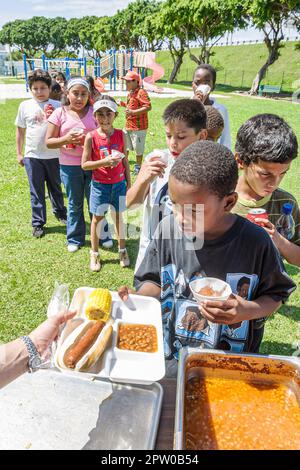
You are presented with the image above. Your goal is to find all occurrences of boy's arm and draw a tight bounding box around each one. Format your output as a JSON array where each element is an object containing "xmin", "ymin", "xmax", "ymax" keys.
[
  {"xmin": 274, "ymin": 235, "xmax": 300, "ymax": 267},
  {"xmin": 16, "ymin": 127, "xmax": 26, "ymax": 166},
  {"xmin": 200, "ymin": 295, "xmax": 281, "ymax": 325},
  {"xmin": 126, "ymin": 105, "xmax": 151, "ymax": 117},
  {"xmin": 118, "ymin": 282, "xmax": 161, "ymax": 301}
]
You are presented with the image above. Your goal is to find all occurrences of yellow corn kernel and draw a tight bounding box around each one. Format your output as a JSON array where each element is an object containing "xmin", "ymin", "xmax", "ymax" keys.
[{"xmin": 85, "ymin": 288, "xmax": 112, "ymax": 322}]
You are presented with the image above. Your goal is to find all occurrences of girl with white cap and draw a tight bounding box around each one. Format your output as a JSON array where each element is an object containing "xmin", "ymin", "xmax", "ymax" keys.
[{"xmin": 46, "ymin": 77, "xmax": 111, "ymax": 252}]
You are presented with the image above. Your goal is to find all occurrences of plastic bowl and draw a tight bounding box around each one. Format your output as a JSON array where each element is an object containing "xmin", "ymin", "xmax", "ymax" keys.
[{"xmin": 189, "ymin": 277, "xmax": 232, "ymax": 303}]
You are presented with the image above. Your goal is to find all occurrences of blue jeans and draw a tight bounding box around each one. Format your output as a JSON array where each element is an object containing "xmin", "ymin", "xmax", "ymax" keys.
[{"xmin": 60, "ymin": 165, "xmax": 91, "ymax": 246}]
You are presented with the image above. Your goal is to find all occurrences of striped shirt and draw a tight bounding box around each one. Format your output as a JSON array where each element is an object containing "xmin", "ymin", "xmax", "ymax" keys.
[
  {"xmin": 233, "ymin": 188, "xmax": 300, "ymax": 246},
  {"xmin": 125, "ymin": 87, "xmax": 151, "ymax": 131}
]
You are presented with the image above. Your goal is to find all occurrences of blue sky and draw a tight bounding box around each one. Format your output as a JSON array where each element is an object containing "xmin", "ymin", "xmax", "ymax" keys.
[{"xmin": 0, "ymin": 0, "xmax": 134, "ymax": 26}]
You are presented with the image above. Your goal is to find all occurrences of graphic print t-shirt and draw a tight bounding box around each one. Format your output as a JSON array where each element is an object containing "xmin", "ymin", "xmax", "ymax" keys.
[
  {"xmin": 134, "ymin": 215, "xmax": 296, "ymax": 359},
  {"xmin": 15, "ymin": 98, "xmax": 61, "ymax": 159}
]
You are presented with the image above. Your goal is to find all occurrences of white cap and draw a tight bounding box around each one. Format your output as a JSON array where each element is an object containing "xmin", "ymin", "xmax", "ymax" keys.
[{"xmin": 93, "ymin": 99, "xmax": 118, "ymax": 114}]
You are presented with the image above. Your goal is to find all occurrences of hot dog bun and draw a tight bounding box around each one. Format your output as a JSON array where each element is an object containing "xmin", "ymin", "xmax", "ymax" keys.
[{"xmin": 56, "ymin": 319, "xmax": 113, "ymax": 372}]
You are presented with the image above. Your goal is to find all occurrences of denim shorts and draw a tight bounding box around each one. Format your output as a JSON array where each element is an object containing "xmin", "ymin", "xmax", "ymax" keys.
[{"xmin": 90, "ymin": 179, "xmax": 127, "ymax": 216}]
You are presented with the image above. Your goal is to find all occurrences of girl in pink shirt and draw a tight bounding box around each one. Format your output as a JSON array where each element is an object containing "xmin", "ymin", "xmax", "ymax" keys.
[
  {"xmin": 46, "ymin": 77, "xmax": 102, "ymax": 252},
  {"xmin": 82, "ymin": 95, "xmax": 131, "ymax": 272}
]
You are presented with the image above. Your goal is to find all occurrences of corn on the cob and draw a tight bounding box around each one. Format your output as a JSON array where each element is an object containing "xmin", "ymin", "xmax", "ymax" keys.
[{"xmin": 85, "ymin": 288, "xmax": 112, "ymax": 322}]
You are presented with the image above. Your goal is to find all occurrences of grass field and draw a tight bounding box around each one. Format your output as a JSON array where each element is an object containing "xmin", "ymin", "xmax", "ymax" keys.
[
  {"xmin": 157, "ymin": 41, "xmax": 300, "ymax": 93},
  {"xmin": 0, "ymin": 93, "xmax": 300, "ymax": 357}
]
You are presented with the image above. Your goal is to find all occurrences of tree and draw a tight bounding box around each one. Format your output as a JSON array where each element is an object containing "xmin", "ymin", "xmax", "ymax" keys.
[
  {"xmin": 248, "ymin": 0, "xmax": 300, "ymax": 94},
  {"xmin": 151, "ymin": 0, "xmax": 190, "ymax": 83},
  {"xmin": 0, "ymin": 17, "xmax": 51, "ymax": 68},
  {"xmin": 47, "ymin": 17, "xmax": 68, "ymax": 57},
  {"xmin": 109, "ymin": 0, "xmax": 162, "ymax": 51},
  {"xmin": 174, "ymin": 0, "xmax": 246, "ymax": 65}
]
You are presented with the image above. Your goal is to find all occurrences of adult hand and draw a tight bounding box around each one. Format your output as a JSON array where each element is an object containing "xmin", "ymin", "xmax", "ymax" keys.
[
  {"xmin": 29, "ymin": 310, "xmax": 77, "ymax": 357},
  {"xmin": 199, "ymin": 295, "xmax": 248, "ymax": 325},
  {"xmin": 17, "ymin": 154, "xmax": 24, "ymax": 166},
  {"xmin": 118, "ymin": 286, "xmax": 136, "ymax": 301}
]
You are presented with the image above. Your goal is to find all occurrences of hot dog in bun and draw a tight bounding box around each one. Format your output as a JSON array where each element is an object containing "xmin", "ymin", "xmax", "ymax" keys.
[{"xmin": 57, "ymin": 319, "xmax": 113, "ymax": 372}]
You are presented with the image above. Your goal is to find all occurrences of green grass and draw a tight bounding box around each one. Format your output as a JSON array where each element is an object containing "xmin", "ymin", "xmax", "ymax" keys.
[
  {"xmin": 0, "ymin": 95, "xmax": 300, "ymax": 358},
  {"xmin": 156, "ymin": 42, "xmax": 300, "ymax": 93},
  {"xmin": 0, "ymin": 76, "xmax": 25, "ymax": 84}
]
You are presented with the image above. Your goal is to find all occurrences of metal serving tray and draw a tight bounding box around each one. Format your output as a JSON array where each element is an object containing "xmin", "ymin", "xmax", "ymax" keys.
[
  {"xmin": 0, "ymin": 369, "xmax": 163, "ymax": 450},
  {"xmin": 174, "ymin": 348, "xmax": 300, "ymax": 450}
]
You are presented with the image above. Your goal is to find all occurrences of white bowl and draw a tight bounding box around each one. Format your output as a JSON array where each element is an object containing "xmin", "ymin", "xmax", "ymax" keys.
[{"xmin": 189, "ymin": 277, "xmax": 232, "ymax": 303}]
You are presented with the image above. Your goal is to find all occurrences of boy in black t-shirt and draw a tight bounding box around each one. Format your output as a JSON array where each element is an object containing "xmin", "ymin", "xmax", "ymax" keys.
[{"xmin": 118, "ymin": 141, "xmax": 295, "ymax": 370}]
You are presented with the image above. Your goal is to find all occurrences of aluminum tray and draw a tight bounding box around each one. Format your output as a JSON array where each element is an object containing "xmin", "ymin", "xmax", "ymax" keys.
[
  {"xmin": 0, "ymin": 369, "xmax": 163, "ymax": 450},
  {"xmin": 174, "ymin": 348, "xmax": 300, "ymax": 450}
]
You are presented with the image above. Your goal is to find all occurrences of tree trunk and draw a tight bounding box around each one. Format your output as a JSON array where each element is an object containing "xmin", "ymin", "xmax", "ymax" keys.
[
  {"xmin": 250, "ymin": 32, "xmax": 283, "ymax": 95},
  {"xmin": 168, "ymin": 56, "xmax": 183, "ymax": 83}
]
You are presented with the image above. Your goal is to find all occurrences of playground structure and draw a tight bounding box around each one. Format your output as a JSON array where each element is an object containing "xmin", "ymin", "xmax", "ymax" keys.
[{"xmin": 23, "ymin": 49, "xmax": 165, "ymax": 93}]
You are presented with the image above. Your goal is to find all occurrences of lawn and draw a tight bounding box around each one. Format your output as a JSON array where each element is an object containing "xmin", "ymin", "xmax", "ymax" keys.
[
  {"xmin": 157, "ymin": 41, "xmax": 300, "ymax": 93},
  {"xmin": 0, "ymin": 94, "xmax": 300, "ymax": 357}
]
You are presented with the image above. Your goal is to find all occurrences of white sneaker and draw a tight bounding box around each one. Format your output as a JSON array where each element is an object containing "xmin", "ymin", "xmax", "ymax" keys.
[
  {"xmin": 67, "ymin": 244, "xmax": 80, "ymax": 253},
  {"xmin": 102, "ymin": 239, "xmax": 113, "ymax": 249}
]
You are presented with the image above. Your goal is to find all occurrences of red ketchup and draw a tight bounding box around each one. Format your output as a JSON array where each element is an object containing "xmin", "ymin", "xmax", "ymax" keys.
[{"xmin": 247, "ymin": 208, "xmax": 269, "ymax": 227}]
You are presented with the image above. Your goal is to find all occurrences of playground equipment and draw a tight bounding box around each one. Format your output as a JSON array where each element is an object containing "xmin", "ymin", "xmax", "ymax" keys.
[{"xmin": 23, "ymin": 49, "xmax": 165, "ymax": 93}]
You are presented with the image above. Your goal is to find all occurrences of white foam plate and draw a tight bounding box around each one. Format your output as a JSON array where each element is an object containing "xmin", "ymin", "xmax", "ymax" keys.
[{"xmin": 55, "ymin": 287, "xmax": 165, "ymax": 385}]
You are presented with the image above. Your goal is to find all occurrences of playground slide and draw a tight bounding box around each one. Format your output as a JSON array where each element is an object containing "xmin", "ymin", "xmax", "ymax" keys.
[{"xmin": 143, "ymin": 52, "xmax": 165, "ymax": 93}]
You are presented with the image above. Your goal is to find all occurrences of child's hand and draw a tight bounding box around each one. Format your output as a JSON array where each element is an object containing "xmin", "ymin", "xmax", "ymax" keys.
[
  {"xmin": 193, "ymin": 91, "xmax": 206, "ymax": 102},
  {"xmin": 105, "ymin": 155, "xmax": 122, "ymax": 168},
  {"xmin": 17, "ymin": 154, "xmax": 24, "ymax": 166},
  {"xmin": 255, "ymin": 218, "xmax": 283, "ymax": 250},
  {"xmin": 138, "ymin": 157, "xmax": 167, "ymax": 183},
  {"xmin": 118, "ymin": 285, "xmax": 136, "ymax": 301},
  {"xmin": 199, "ymin": 294, "xmax": 249, "ymax": 325},
  {"xmin": 126, "ymin": 109, "xmax": 135, "ymax": 117},
  {"xmin": 116, "ymin": 99, "xmax": 126, "ymax": 107},
  {"xmin": 65, "ymin": 130, "xmax": 84, "ymax": 145}
]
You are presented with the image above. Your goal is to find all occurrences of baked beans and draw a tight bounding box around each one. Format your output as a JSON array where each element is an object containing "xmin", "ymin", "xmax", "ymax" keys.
[
  {"xmin": 117, "ymin": 323, "xmax": 158, "ymax": 353},
  {"xmin": 185, "ymin": 375, "xmax": 300, "ymax": 450}
]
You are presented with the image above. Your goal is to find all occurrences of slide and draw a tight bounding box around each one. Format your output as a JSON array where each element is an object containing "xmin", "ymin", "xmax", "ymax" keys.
[{"xmin": 143, "ymin": 52, "xmax": 165, "ymax": 93}]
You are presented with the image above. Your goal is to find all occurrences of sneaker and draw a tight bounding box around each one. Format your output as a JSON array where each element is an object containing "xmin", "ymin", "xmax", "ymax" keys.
[
  {"xmin": 90, "ymin": 251, "xmax": 101, "ymax": 272},
  {"xmin": 32, "ymin": 227, "xmax": 44, "ymax": 238},
  {"xmin": 67, "ymin": 244, "xmax": 80, "ymax": 253},
  {"xmin": 133, "ymin": 164, "xmax": 141, "ymax": 175},
  {"xmin": 101, "ymin": 239, "xmax": 113, "ymax": 249},
  {"xmin": 119, "ymin": 249, "xmax": 130, "ymax": 268}
]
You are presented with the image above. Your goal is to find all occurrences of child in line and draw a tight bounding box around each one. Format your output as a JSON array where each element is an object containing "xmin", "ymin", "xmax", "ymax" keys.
[
  {"xmin": 126, "ymin": 99, "xmax": 207, "ymax": 272},
  {"xmin": 120, "ymin": 71, "xmax": 152, "ymax": 175},
  {"xmin": 46, "ymin": 76, "xmax": 97, "ymax": 252},
  {"xmin": 82, "ymin": 96, "xmax": 131, "ymax": 271},
  {"xmin": 55, "ymin": 72, "xmax": 66, "ymax": 91},
  {"xmin": 15, "ymin": 69, "xmax": 67, "ymax": 238},
  {"xmin": 234, "ymin": 114, "xmax": 300, "ymax": 267},
  {"xmin": 205, "ymin": 105, "xmax": 224, "ymax": 142},
  {"xmin": 50, "ymin": 80, "xmax": 62, "ymax": 101},
  {"xmin": 85, "ymin": 75, "xmax": 102, "ymax": 105},
  {"xmin": 119, "ymin": 141, "xmax": 296, "ymax": 376},
  {"xmin": 192, "ymin": 64, "xmax": 231, "ymax": 150}
]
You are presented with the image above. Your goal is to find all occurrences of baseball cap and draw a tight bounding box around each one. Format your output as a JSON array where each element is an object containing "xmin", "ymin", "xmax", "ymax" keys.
[
  {"xmin": 121, "ymin": 71, "xmax": 141, "ymax": 83},
  {"xmin": 93, "ymin": 99, "xmax": 118, "ymax": 114}
]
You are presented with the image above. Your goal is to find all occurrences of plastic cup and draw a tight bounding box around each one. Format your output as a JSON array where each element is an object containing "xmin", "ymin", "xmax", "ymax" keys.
[{"xmin": 189, "ymin": 277, "xmax": 232, "ymax": 303}]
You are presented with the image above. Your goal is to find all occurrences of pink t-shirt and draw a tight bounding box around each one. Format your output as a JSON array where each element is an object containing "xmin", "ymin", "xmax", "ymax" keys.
[{"xmin": 48, "ymin": 106, "xmax": 97, "ymax": 166}]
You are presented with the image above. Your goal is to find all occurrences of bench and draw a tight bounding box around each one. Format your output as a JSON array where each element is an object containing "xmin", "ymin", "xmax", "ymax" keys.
[{"xmin": 258, "ymin": 84, "xmax": 281, "ymax": 97}]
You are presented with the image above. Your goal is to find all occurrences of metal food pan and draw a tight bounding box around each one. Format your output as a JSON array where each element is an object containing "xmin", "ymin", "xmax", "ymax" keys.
[
  {"xmin": 0, "ymin": 369, "xmax": 163, "ymax": 450},
  {"xmin": 174, "ymin": 348, "xmax": 300, "ymax": 450}
]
